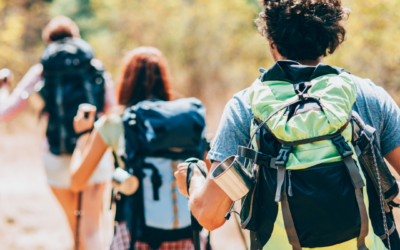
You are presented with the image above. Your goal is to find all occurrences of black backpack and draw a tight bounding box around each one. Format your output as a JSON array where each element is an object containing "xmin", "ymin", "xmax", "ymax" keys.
[
  {"xmin": 116, "ymin": 98, "xmax": 207, "ymax": 250},
  {"xmin": 235, "ymin": 64, "xmax": 400, "ymax": 250},
  {"xmin": 40, "ymin": 37, "xmax": 105, "ymax": 155}
]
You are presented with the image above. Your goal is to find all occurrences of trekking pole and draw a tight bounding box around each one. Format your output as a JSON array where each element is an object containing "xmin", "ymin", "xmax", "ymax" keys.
[
  {"xmin": 370, "ymin": 140, "xmax": 391, "ymax": 250},
  {"xmin": 233, "ymin": 211, "xmax": 248, "ymax": 250},
  {"xmin": 186, "ymin": 158, "xmax": 208, "ymax": 250},
  {"xmin": 75, "ymin": 191, "xmax": 83, "ymax": 250},
  {"xmin": 191, "ymin": 216, "xmax": 202, "ymax": 250}
]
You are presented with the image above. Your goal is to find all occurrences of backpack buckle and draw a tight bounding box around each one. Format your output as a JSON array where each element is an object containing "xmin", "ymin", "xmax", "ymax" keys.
[
  {"xmin": 355, "ymin": 125, "xmax": 376, "ymax": 151},
  {"xmin": 295, "ymin": 82, "xmax": 312, "ymax": 100},
  {"xmin": 254, "ymin": 151, "xmax": 270, "ymax": 167},
  {"xmin": 332, "ymin": 136, "xmax": 353, "ymax": 159},
  {"xmin": 275, "ymin": 145, "xmax": 292, "ymax": 167}
]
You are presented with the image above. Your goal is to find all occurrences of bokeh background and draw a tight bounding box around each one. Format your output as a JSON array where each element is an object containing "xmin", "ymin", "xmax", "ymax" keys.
[{"xmin": 1, "ymin": 0, "xmax": 400, "ymax": 249}]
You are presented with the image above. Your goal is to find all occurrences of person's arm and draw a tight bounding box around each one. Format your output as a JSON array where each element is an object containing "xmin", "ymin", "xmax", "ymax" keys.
[
  {"xmin": 175, "ymin": 160, "xmax": 232, "ymax": 231},
  {"xmin": 90, "ymin": 59, "xmax": 117, "ymax": 113},
  {"xmin": 70, "ymin": 129, "xmax": 108, "ymax": 192},
  {"xmin": 0, "ymin": 68, "xmax": 14, "ymax": 89},
  {"xmin": 176, "ymin": 90, "xmax": 252, "ymax": 230},
  {"xmin": 70, "ymin": 108, "xmax": 108, "ymax": 192},
  {"xmin": 0, "ymin": 64, "xmax": 43, "ymax": 121},
  {"xmin": 383, "ymin": 148, "xmax": 400, "ymax": 205},
  {"xmin": 102, "ymin": 71, "xmax": 117, "ymax": 112},
  {"xmin": 369, "ymin": 85, "xmax": 400, "ymax": 205}
]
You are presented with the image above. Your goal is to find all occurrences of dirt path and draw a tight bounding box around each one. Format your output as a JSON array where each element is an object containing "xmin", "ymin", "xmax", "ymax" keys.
[
  {"xmin": 0, "ymin": 117, "xmax": 73, "ymax": 250},
  {"xmin": 2, "ymin": 110, "xmax": 400, "ymax": 250}
]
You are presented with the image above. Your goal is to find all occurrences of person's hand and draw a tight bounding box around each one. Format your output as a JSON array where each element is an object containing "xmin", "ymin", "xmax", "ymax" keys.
[
  {"xmin": 175, "ymin": 160, "xmax": 208, "ymax": 198},
  {"xmin": 0, "ymin": 68, "xmax": 13, "ymax": 88},
  {"xmin": 73, "ymin": 105, "xmax": 97, "ymax": 134}
]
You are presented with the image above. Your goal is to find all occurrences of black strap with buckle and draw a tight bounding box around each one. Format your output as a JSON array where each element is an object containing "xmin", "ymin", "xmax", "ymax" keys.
[
  {"xmin": 274, "ymin": 145, "xmax": 292, "ymax": 202},
  {"xmin": 332, "ymin": 135, "xmax": 353, "ymax": 159},
  {"xmin": 237, "ymin": 146, "xmax": 270, "ymax": 167},
  {"xmin": 275, "ymin": 145, "xmax": 292, "ymax": 166},
  {"xmin": 355, "ymin": 125, "xmax": 376, "ymax": 153}
]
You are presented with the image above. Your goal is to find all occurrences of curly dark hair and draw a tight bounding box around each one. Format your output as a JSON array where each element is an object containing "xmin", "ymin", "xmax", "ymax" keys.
[{"xmin": 256, "ymin": 0, "xmax": 350, "ymax": 61}]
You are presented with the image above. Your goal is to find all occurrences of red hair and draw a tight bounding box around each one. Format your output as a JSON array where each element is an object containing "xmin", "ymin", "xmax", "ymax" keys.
[
  {"xmin": 42, "ymin": 16, "xmax": 80, "ymax": 44},
  {"xmin": 116, "ymin": 47, "xmax": 172, "ymax": 106}
]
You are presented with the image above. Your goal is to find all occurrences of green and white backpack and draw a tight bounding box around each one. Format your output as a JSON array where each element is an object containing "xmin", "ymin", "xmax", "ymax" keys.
[{"xmin": 236, "ymin": 61, "xmax": 398, "ymax": 250}]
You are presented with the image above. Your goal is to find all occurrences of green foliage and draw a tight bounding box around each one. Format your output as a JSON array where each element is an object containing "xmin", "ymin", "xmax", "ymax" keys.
[
  {"xmin": 0, "ymin": 0, "xmax": 48, "ymax": 87},
  {"xmin": 327, "ymin": 0, "xmax": 400, "ymax": 101},
  {"xmin": 2, "ymin": 0, "xmax": 400, "ymax": 119},
  {"xmin": 49, "ymin": 0, "xmax": 272, "ymax": 102}
]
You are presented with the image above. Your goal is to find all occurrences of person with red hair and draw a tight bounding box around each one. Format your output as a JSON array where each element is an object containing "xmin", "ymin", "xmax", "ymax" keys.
[
  {"xmin": 0, "ymin": 16, "xmax": 116, "ymax": 250},
  {"xmin": 71, "ymin": 46, "xmax": 210, "ymax": 250}
]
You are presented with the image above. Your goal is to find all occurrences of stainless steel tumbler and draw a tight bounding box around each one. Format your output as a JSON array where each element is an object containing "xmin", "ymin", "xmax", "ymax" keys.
[{"xmin": 210, "ymin": 155, "xmax": 254, "ymax": 201}]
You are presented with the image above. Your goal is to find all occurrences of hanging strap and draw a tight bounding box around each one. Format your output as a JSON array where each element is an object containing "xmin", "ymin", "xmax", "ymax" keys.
[
  {"xmin": 250, "ymin": 231, "xmax": 264, "ymax": 250},
  {"xmin": 379, "ymin": 223, "xmax": 396, "ymax": 240},
  {"xmin": 275, "ymin": 167, "xmax": 286, "ymax": 202},
  {"xmin": 142, "ymin": 163, "xmax": 162, "ymax": 200},
  {"xmin": 75, "ymin": 191, "xmax": 83, "ymax": 250},
  {"xmin": 332, "ymin": 135, "xmax": 369, "ymax": 250},
  {"xmin": 272, "ymin": 145, "xmax": 301, "ymax": 250},
  {"xmin": 281, "ymin": 186, "xmax": 302, "ymax": 250},
  {"xmin": 354, "ymin": 188, "xmax": 369, "ymax": 250}
]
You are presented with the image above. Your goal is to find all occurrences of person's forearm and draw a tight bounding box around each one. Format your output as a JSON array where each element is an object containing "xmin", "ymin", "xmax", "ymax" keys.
[
  {"xmin": 70, "ymin": 133, "xmax": 91, "ymax": 192},
  {"xmin": 70, "ymin": 129, "xmax": 109, "ymax": 192},
  {"xmin": 0, "ymin": 64, "xmax": 42, "ymax": 121},
  {"xmin": 188, "ymin": 162, "xmax": 233, "ymax": 231},
  {"xmin": 385, "ymin": 146, "xmax": 400, "ymax": 177}
]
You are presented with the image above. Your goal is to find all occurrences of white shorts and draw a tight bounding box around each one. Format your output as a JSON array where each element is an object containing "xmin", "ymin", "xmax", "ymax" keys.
[{"xmin": 43, "ymin": 150, "xmax": 114, "ymax": 188}]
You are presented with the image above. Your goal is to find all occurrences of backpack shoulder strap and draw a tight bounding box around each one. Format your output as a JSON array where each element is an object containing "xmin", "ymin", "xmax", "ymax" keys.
[{"xmin": 332, "ymin": 135, "xmax": 368, "ymax": 250}]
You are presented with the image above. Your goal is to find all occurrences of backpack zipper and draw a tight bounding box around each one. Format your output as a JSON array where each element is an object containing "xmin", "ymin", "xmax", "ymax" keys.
[{"xmin": 288, "ymin": 170, "xmax": 293, "ymax": 197}]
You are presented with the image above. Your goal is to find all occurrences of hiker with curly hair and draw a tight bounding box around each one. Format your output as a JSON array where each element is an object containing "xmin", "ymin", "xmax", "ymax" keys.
[{"xmin": 175, "ymin": 1, "xmax": 400, "ymax": 249}]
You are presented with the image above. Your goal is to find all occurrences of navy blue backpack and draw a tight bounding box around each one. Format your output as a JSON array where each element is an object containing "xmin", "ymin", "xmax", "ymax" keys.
[
  {"xmin": 117, "ymin": 97, "xmax": 207, "ymax": 249},
  {"xmin": 40, "ymin": 37, "xmax": 105, "ymax": 155}
]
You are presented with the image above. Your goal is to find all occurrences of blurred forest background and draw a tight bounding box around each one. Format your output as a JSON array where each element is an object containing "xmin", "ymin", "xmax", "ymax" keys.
[
  {"xmin": 1, "ymin": 0, "xmax": 400, "ymax": 131},
  {"xmin": 1, "ymin": 0, "xmax": 400, "ymax": 249}
]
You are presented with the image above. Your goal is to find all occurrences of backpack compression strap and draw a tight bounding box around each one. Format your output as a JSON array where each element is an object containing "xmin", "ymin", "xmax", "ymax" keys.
[
  {"xmin": 332, "ymin": 135, "xmax": 369, "ymax": 250},
  {"xmin": 239, "ymin": 144, "xmax": 302, "ymax": 250},
  {"xmin": 272, "ymin": 146, "xmax": 302, "ymax": 250}
]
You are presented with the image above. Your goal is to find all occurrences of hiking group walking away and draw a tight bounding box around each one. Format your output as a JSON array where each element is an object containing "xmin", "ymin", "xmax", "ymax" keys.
[{"xmin": 1, "ymin": 0, "xmax": 400, "ymax": 250}]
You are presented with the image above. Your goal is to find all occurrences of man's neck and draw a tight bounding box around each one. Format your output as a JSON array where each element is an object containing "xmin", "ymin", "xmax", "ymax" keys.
[{"xmin": 295, "ymin": 56, "xmax": 324, "ymax": 66}]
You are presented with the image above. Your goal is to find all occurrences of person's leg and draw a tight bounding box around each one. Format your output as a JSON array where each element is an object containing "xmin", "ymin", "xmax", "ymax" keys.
[
  {"xmin": 50, "ymin": 186, "xmax": 80, "ymax": 248},
  {"xmin": 80, "ymin": 182, "xmax": 106, "ymax": 250}
]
